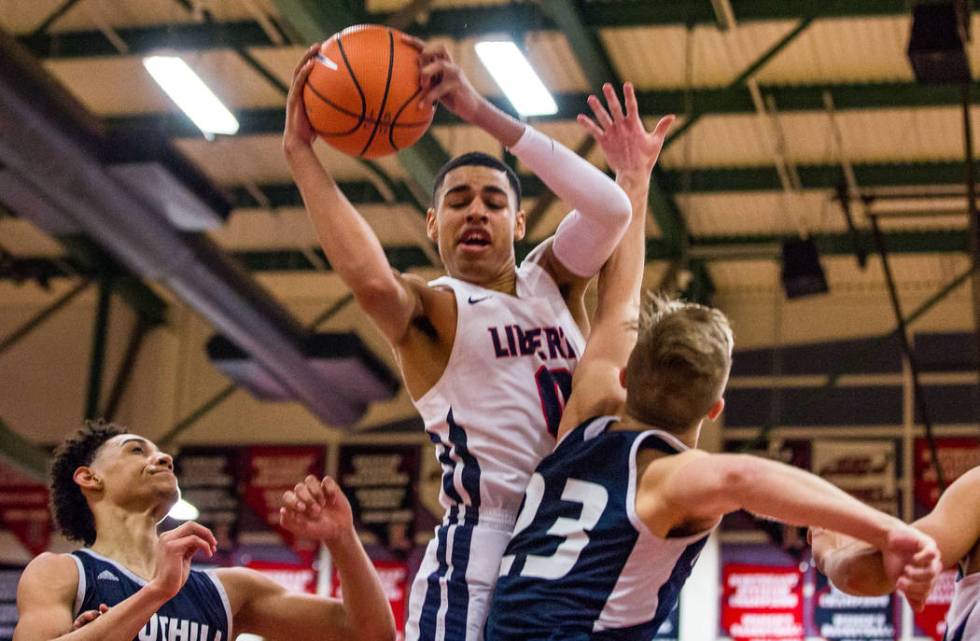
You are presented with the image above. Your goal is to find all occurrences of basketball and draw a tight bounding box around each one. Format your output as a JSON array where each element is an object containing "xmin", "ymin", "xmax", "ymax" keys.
[{"xmin": 303, "ymin": 24, "xmax": 434, "ymax": 158}]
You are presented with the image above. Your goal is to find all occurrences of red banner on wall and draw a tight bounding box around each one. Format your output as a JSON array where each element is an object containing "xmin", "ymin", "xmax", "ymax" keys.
[
  {"xmin": 242, "ymin": 445, "xmax": 326, "ymax": 560},
  {"xmin": 722, "ymin": 564, "xmax": 804, "ymax": 641},
  {"xmin": 0, "ymin": 464, "xmax": 50, "ymax": 556},
  {"xmin": 332, "ymin": 559, "xmax": 408, "ymax": 641},
  {"xmin": 913, "ymin": 569, "xmax": 958, "ymax": 641},
  {"xmin": 246, "ymin": 558, "xmax": 318, "ymax": 594},
  {"xmin": 914, "ymin": 438, "xmax": 980, "ymax": 512}
]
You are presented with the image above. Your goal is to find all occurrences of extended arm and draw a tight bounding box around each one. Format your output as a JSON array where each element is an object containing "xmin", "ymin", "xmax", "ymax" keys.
[
  {"xmin": 412, "ymin": 39, "xmax": 632, "ymax": 286},
  {"xmin": 283, "ymin": 45, "xmax": 422, "ymax": 344},
  {"xmin": 14, "ymin": 524, "xmax": 215, "ymax": 641},
  {"xmin": 557, "ymin": 84, "xmax": 674, "ymax": 436},
  {"xmin": 228, "ymin": 476, "xmax": 394, "ymax": 641},
  {"xmin": 814, "ymin": 466, "xmax": 980, "ymax": 601}
]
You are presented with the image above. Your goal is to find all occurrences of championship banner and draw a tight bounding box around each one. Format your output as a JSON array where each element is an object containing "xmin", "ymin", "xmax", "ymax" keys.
[
  {"xmin": 332, "ymin": 559, "xmax": 409, "ymax": 641},
  {"xmin": 0, "ymin": 566, "xmax": 22, "ymax": 641},
  {"xmin": 913, "ymin": 569, "xmax": 957, "ymax": 641},
  {"xmin": 246, "ymin": 559, "xmax": 318, "ymax": 594},
  {"xmin": 722, "ymin": 564, "xmax": 804, "ymax": 641},
  {"xmin": 174, "ymin": 447, "xmax": 242, "ymax": 554},
  {"xmin": 914, "ymin": 437, "xmax": 980, "ymax": 514},
  {"xmin": 338, "ymin": 444, "xmax": 419, "ymax": 552},
  {"xmin": 813, "ymin": 571, "xmax": 896, "ymax": 640},
  {"xmin": 0, "ymin": 462, "xmax": 50, "ymax": 556},
  {"xmin": 242, "ymin": 445, "xmax": 327, "ymax": 559},
  {"xmin": 813, "ymin": 440, "xmax": 898, "ymax": 516}
]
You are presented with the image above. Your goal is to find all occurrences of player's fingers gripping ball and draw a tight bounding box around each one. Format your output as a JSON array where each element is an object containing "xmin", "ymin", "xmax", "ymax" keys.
[{"xmin": 303, "ymin": 24, "xmax": 435, "ymax": 158}]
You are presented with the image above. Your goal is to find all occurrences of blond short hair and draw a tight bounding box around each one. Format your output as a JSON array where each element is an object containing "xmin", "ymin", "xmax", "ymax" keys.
[{"xmin": 624, "ymin": 292, "xmax": 734, "ymax": 431}]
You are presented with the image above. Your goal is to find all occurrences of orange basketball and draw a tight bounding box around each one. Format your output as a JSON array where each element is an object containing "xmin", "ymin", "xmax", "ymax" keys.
[{"xmin": 303, "ymin": 25, "xmax": 434, "ymax": 159}]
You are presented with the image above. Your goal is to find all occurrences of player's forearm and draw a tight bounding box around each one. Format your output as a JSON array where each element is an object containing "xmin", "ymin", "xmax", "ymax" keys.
[
  {"xmin": 327, "ymin": 528, "xmax": 396, "ymax": 641},
  {"xmin": 730, "ymin": 456, "xmax": 898, "ymax": 549},
  {"xmin": 41, "ymin": 585, "xmax": 168, "ymax": 641},
  {"xmin": 594, "ymin": 173, "xmax": 649, "ymax": 320},
  {"xmin": 285, "ymin": 146, "xmax": 398, "ymax": 294},
  {"xmin": 814, "ymin": 535, "xmax": 893, "ymax": 596}
]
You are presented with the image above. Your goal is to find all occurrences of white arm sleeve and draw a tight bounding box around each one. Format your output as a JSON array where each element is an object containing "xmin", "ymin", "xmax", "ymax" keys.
[{"xmin": 509, "ymin": 125, "xmax": 632, "ymax": 278}]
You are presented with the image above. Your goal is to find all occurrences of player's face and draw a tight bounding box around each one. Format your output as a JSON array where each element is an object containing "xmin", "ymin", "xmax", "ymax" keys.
[
  {"xmin": 428, "ymin": 165, "xmax": 526, "ymax": 284},
  {"xmin": 88, "ymin": 434, "xmax": 179, "ymax": 516}
]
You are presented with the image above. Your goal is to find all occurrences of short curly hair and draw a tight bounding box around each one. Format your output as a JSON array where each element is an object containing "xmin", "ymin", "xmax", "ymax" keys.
[{"xmin": 49, "ymin": 420, "xmax": 124, "ymax": 545}]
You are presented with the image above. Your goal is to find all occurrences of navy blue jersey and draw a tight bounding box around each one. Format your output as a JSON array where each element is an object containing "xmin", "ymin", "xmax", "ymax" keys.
[
  {"xmin": 486, "ymin": 417, "xmax": 712, "ymax": 641},
  {"xmin": 71, "ymin": 549, "xmax": 232, "ymax": 641}
]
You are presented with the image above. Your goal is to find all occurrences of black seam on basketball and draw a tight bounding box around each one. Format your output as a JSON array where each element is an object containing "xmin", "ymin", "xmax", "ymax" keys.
[
  {"xmin": 337, "ymin": 34, "xmax": 367, "ymax": 132},
  {"xmin": 359, "ymin": 29, "xmax": 395, "ymax": 157},
  {"xmin": 306, "ymin": 83, "xmax": 363, "ymax": 136},
  {"xmin": 388, "ymin": 84, "xmax": 425, "ymax": 151},
  {"xmin": 306, "ymin": 83, "xmax": 429, "ymax": 128}
]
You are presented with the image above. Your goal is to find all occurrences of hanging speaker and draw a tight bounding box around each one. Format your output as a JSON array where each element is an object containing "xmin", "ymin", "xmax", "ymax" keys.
[
  {"xmin": 907, "ymin": 1, "xmax": 971, "ymax": 84},
  {"xmin": 781, "ymin": 237, "xmax": 829, "ymax": 299}
]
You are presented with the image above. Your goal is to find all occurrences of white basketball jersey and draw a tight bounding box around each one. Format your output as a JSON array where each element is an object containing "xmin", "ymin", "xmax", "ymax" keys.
[
  {"xmin": 413, "ymin": 250, "xmax": 585, "ymax": 520},
  {"xmin": 946, "ymin": 571, "xmax": 980, "ymax": 641}
]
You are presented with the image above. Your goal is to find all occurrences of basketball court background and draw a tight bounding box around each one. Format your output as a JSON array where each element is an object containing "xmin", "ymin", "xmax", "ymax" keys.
[{"xmin": 0, "ymin": 1, "xmax": 977, "ymax": 640}]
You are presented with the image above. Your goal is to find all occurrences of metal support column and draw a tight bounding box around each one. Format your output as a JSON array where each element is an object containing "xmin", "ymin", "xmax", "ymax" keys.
[
  {"xmin": 84, "ymin": 276, "xmax": 112, "ymax": 420},
  {"xmin": 102, "ymin": 316, "xmax": 152, "ymax": 421},
  {"xmin": 869, "ymin": 215, "xmax": 946, "ymax": 490},
  {"xmin": 961, "ymin": 83, "xmax": 980, "ymax": 384}
]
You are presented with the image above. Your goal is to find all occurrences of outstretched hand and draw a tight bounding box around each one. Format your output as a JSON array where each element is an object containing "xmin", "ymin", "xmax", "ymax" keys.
[
  {"xmin": 882, "ymin": 525, "xmax": 943, "ymax": 611},
  {"xmin": 283, "ymin": 43, "xmax": 320, "ymax": 153},
  {"xmin": 577, "ymin": 82, "xmax": 675, "ymax": 181},
  {"xmin": 403, "ymin": 35, "xmax": 482, "ymax": 122},
  {"xmin": 280, "ymin": 475, "xmax": 356, "ymax": 545}
]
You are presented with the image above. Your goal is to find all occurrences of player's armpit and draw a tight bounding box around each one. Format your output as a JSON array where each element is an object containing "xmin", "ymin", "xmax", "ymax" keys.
[
  {"xmin": 913, "ymin": 466, "xmax": 980, "ymax": 568},
  {"xmin": 356, "ymin": 270, "xmax": 429, "ymax": 346},
  {"xmin": 13, "ymin": 553, "xmax": 78, "ymax": 641}
]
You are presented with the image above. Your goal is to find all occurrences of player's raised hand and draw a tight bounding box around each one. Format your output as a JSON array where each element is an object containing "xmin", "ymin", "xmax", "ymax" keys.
[
  {"xmin": 280, "ymin": 475, "xmax": 356, "ymax": 545},
  {"xmin": 577, "ymin": 82, "xmax": 675, "ymax": 181},
  {"xmin": 403, "ymin": 36, "xmax": 481, "ymax": 122},
  {"xmin": 149, "ymin": 521, "xmax": 216, "ymax": 600},
  {"xmin": 882, "ymin": 525, "xmax": 942, "ymax": 611},
  {"xmin": 283, "ymin": 43, "xmax": 320, "ymax": 153}
]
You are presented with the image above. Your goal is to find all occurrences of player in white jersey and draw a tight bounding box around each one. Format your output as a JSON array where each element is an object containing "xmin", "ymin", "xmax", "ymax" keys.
[
  {"xmin": 814, "ymin": 466, "xmax": 980, "ymax": 638},
  {"xmin": 485, "ymin": 82, "xmax": 943, "ymax": 641},
  {"xmin": 284, "ymin": 37, "xmax": 641, "ymax": 640}
]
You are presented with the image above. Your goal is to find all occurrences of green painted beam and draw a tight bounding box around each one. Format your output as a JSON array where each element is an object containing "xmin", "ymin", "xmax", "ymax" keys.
[
  {"xmin": 270, "ymin": 0, "xmax": 449, "ymax": 198},
  {"xmin": 19, "ymin": 2, "xmax": 949, "ymax": 60},
  {"xmin": 0, "ymin": 418, "xmax": 49, "ymax": 482},
  {"xmin": 223, "ymin": 230, "xmax": 967, "ymax": 273},
  {"xmin": 104, "ymin": 81, "xmax": 980, "ymax": 139},
  {"xmin": 233, "ymin": 160, "xmax": 976, "ymax": 209}
]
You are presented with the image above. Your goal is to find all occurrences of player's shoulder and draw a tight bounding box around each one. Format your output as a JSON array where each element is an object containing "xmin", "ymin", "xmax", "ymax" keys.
[
  {"xmin": 638, "ymin": 448, "xmax": 709, "ymax": 492},
  {"xmin": 18, "ymin": 552, "xmax": 79, "ymax": 599}
]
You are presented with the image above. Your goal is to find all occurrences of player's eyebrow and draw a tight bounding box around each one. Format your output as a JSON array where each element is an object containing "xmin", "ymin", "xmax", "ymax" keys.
[
  {"xmin": 120, "ymin": 437, "xmax": 151, "ymax": 448},
  {"xmin": 443, "ymin": 184, "xmax": 475, "ymax": 198}
]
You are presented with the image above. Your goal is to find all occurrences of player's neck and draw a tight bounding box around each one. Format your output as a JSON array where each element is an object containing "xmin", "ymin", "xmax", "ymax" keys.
[
  {"xmin": 469, "ymin": 268, "xmax": 518, "ymax": 295},
  {"xmin": 89, "ymin": 505, "xmax": 160, "ymax": 578},
  {"xmin": 617, "ymin": 414, "xmax": 700, "ymax": 449}
]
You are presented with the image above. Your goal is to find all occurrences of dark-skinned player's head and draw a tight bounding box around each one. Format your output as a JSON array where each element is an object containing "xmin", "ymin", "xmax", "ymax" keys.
[
  {"xmin": 623, "ymin": 293, "xmax": 734, "ymax": 432},
  {"xmin": 50, "ymin": 420, "xmax": 178, "ymax": 545},
  {"xmin": 427, "ymin": 153, "xmax": 526, "ymax": 285}
]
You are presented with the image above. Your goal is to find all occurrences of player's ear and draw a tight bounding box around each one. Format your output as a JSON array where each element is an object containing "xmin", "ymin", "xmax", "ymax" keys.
[
  {"xmin": 74, "ymin": 467, "xmax": 103, "ymax": 492},
  {"xmin": 706, "ymin": 398, "xmax": 725, "ymax": 421},
  {"xmin": 618, "ymin": 368, "xmax": 627, "ymax": 389},
  {"xmin": 513, "ymin": 209, "xmax": 526, "ymax": 241},
  {"xmin": 426, "ymin": 208, "xmax": 438, "ymax": 242}
]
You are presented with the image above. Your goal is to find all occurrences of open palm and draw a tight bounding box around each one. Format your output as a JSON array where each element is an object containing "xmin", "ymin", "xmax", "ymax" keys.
[
  {"xmin": 578, "ymin": 82, "xmax": 675, "ymax": 179},
  {"xmin": 280, "ymin": 475, "xmax": 355, "ymax": 544}
]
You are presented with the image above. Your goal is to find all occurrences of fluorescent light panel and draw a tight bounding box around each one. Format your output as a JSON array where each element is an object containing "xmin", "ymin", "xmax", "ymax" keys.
[
  {"xmin": 143, "ymin": 56, "xmax": 239, "ymax": 136},
  {"xmin": 168, "ymin": 498, "xmax": 200, "ymax": 521},
  {"xmin": 474, "ymin": 41, "xmax": 558, "ymax": 117}
]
